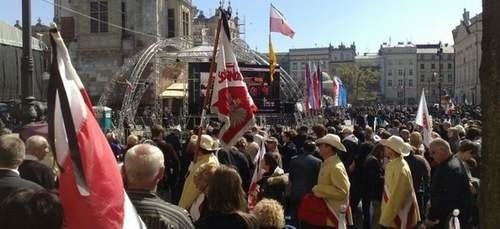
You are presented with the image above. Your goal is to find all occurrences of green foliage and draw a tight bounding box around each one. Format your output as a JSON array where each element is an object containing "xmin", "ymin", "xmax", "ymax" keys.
[{"xmin": 335, "ymin": 64, "xmax": 379, "ymax": 104}]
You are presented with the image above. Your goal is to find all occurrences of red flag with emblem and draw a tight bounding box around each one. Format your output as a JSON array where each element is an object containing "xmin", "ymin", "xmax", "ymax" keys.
[{"xmin": 210, "ymin": 11, "xmax": 257, "ymax": 148}]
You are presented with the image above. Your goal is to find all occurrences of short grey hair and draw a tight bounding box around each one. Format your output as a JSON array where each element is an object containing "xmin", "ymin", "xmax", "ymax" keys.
[
  {"xmin": 0, "ymin": 135, "xmax": 25, "ymax": 168},
  {"xmin": 124, "ymin": 144, "xmax": 164, "ymax": 183},
  {"xmin": 429, "ymin": 138, "xmax": 451, "ymax": 154},
  {"xmin": 25, "ymin": 135, "xmax": 49, "ymax": 155}
]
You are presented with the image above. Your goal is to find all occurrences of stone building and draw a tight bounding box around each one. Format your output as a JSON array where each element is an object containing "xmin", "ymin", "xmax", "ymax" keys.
[
  {"xmin": 379, "ymin": 42, "xmax": 418, "ymax": 104},
  {"xmin": 416, "ymin": 43, "xmax": 454, "ymax": 104},
  {"xmin": 192, "ymin": 10, "xmax": 240, "ymax": 45},
  {"xmin": 54, "ymin": 0, "xmax": 196, "ymax": 101},
  {"xmin": 452, "ymin": 9, "xmax": 482, "ymax": 105}
]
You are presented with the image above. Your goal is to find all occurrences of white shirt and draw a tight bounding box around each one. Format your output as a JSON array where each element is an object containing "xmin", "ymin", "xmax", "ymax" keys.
[{"xmin": 0, "ymin": 168, "xmax": 20, "ymax": 175}]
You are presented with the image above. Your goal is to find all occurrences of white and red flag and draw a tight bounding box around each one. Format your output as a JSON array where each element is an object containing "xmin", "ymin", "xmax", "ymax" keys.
[
  {"xmin": 211, "ymin": 11, "xmax": 257, "ymax": 148},
  {"xmin": 416, "ymin": 89, "xmax": 433, "ymax": 147},
  {"xmin": 270, "ymin": 4, "xmax": 295, "ymax": 38},
  {"xmin": 47, "ymin": 25, "xmax": 144, "ymax": 229},
  {"xmin": 247, "ymin": 139, "xmax": 266, "ymax": 211}
]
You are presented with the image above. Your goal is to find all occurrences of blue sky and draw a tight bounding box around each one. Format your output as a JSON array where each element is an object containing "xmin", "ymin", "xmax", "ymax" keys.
[{"xmin": 3, "ymin": 0, "xmax": 482, "ymax": 53}]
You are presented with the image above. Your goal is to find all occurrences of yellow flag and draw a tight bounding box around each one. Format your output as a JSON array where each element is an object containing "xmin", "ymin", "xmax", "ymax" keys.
[{"xmin": 269, "ymin": 35, "xmax": 277, "ymax": 82}]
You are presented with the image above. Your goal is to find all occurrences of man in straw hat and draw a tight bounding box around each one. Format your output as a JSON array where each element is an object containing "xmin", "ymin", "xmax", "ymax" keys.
[
  {"xmin": 379, "ymin": 136, "xmax": 420, "ymax": 228},
  {"xmin": 178, "ymin": 134, "xmax": 220, "ymax": 210},
  {"xmin": 311, "ymin": 134, "xmax": 353, "ymax": 227}
]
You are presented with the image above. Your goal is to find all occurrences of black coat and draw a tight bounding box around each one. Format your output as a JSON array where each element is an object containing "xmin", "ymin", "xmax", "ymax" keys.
[
  {"xmin": 195, "ymin": 211, "xmax": 252, "ymax": 229},
  {"xmin": 429, "ymin": 156, "xmax": 473, "ymax": 228},
  {"xmin": 19, "ymin": 160, "xmax": 56, "ymax": 190},
  {"xmin": 279, "ymin": 141, "xmax": 298, "ymax": 172},
  {"xmin": 0, "ymin": 169, "xmax": 42, "ymax": 203},
  {"xmin": 289, "ymin": 153, "xmax": 321, "ymax": 205},
  {"xmin": 217, "ymin": 148, "xmax": 252, "ymax": 192},
  {"xmin": 362, "ymin": 155, "xmax": 384, "ymax": 201}
]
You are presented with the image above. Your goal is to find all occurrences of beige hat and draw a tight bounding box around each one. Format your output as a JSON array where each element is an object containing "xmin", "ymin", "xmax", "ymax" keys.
[
  {"xmin": 316, "ymin": 134, "xmax": 347, "ymax": 152},
  {"xmin": 190, "ymin": 134, "xmax": 219, "ymax": 151},
  {"xmin": 379, "ymin": 135, "xmax": 412, "ymax": 156}
]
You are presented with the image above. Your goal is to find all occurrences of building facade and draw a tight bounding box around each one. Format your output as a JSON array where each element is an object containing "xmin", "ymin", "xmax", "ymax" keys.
[
  {"xmin": 192, "ymin": 10, "xmax": 240, "ymax": 46},
  {"xmin": 54, "ymin": 0, "xmax": 196, "ymax": 100},
  {"xmin": 379, "ymin": 42, "xmax": 418, "ymax": 104},
  {"xmin": 416, "ymin": 44, "xmax": 454, "ymax": 104},
  {"xmin": 452, "ymin": 9, "xmax": 482, "ymax": 105}
]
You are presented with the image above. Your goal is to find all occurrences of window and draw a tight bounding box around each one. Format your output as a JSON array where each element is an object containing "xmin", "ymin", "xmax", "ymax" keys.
[
  {"xmin": 397, "ymin": 91, "xmax": 403, "ymax": 97},
  {"xmin": 167, "ymin": 9, "xmax": 175, "ymax": 37},
  {"xmin": 448, "ymin": 74, "xmax": 453, "ymax": 82},
  {"xmin": 388, "ymin": 70, "xmax": 392, "ymax": 76},
  {"xmin": 398, "ymin": 69, "xmax": 403, "ymax": 76},
  {"xmin": 420, "ymin": 64, "xmax": 424, "ymax": 69},
  {"xmin": 292, "ymin": 62, "xmax": 298, "ymax": 70},
  {"xmin": 388, "ymin": 80, "xmax": 393, "ymax": 87},
  {"xmin": 448, "ymin": 63, "xmax": 452, "ymax": 69},
  {"xmin": 439, "ymin": 63, "xmax": 443, "ymax": 69},
  {"xmin": 182, "ymin": 11, "xmax": 189, "ymax": 36},
  {"xmin": 431, "ymin": 63, "xmax": 436, "ymax": 69},
  {"xmin": 398, "ymin": 79, "xmax": 403, "ymax": 86},
  {"xmin": 408, "ymin": 79, "xmax": 413, "ymax": 87},
  {"xmin": 409, "ymin": 69, "xmax": 413, "ymax": 75},
  {"xmin": 420, "ymin": 74, "xmax": 425, "ymax": 82},
  {"xmin": 90, "ymin": 1, "xmax": 108, "ymax": 33}
]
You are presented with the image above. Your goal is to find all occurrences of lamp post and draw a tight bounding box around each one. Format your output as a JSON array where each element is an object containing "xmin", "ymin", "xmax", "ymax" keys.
[
  {"xmin": 21, "ymin": 0, "xmax": 34, "ymax": 100},
  {"xmin": 437, "ymin": 42, "xmax": 443, "ymax": 110}
]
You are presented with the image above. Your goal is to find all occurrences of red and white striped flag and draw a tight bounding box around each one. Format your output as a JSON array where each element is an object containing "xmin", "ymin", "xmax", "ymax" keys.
[
  {"xmin": 211, "ymin": 10, "xmax": 257, "ymax": 148},
  {"xmin": 48, "ymin": 25, "xmax": 144, "ymax": 229},
  {"xmin": 270, "ymin": 4, "xmax": 295, "ymax": 38}
]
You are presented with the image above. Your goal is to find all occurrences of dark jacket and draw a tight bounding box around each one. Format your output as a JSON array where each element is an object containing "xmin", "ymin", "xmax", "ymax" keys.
[
  {"xmin": 362, "ymin": 154, "xmax": 384, "ymax": 201},
  {"xmin": 217, "ymin": 148, "xmax": 252, "ymax": 192},
  {"xmin": 0, "ymin": 169, "xmax": 43, "ymax": 203},
  {"xmin": 404, "ymin": 153, "xmax": 430, "ymax": 195},
  {"xmin": 19, "ymin": 159, "xmax": 56, "ymax": 190},
  {"xmin": 288, "ymin": 153, "xmax": 321, "ymax": 204},
  {"xmin": 257, "ymin": 170, "xmax": 289, "ymax": 206},
  {"xmin": 279, "ymin": 141, "xmax": 298, "ymax": 172},
  {"xmin": 153, "ymin": 138, "xmax": 181, "ymax": 187},
  {"xmin": 195, "ymin": 211, "xmax": 253, "ymax": 229},
  {"xmin": 429, "ymin": 156, "xmax": 473, "ymax": 228}
]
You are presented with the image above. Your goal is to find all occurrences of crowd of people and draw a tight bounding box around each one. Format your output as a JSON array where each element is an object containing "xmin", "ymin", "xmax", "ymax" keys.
[{"xmin": 0, "ymin": 104, "xmax": 482, "ymax": 229}]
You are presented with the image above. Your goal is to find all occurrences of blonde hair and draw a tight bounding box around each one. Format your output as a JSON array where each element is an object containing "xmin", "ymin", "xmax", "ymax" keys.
[
  {"xmin": 409, "ymin": 132, "xmax": 422, "ymax": 148},
  {"xmin": 253, "ymin": 198, "xmax": 285, "ymax": 229}
]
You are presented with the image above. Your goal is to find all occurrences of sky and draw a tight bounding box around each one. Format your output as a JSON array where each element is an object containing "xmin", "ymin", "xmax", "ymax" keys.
[{"xmin": 2, "ymin": 0, "xmax": 482, "ymax": 53}]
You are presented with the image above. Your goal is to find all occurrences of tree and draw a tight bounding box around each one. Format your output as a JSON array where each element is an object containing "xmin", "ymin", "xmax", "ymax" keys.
[
  {"xmin": 336, "ymin": 64, "xmax": 379, "ymax": 104},
  {"xmin": 479, "ymin": 0, "xmax": 500, "ymax": 228}
]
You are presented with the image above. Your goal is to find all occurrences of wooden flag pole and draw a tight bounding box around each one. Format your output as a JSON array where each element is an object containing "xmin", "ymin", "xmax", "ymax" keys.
[{"xmin": 195, "ymin": 8, "xmax": 223, "ymax": 162}]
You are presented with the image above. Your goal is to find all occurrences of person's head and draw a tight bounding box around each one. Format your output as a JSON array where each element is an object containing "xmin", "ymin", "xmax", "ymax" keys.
[
  {"xmin": 207, "ymin": 165, "xmax": 246, "ymax": 213},
  {"xmin": 365, "ymin": 127, "xmax": 374, "ymax": 141},
  {"xmin": 123, "ymin": 144, "xmax": 165, "ymax": 191},
  {"xmin": 370, "ymin": 143, "xmax": 385, "ymax": 161},
  {"xmin": 254, "ymin": 199, "xmax": 285, "ymax": 229},
  {"xmin": 447, "ymin": 127, "xmax": 459, "ymax": 140},
  {"xmin": 0, "ymin": 189, "xmax": 63, "ymax": 229},
  {"xmin": 190, "ymin": 134, "xmax": 219, "ymax": 155},
  {"xmin": 399, "ymin": 129, "xmax": 410, "ymax": 142},
  {"xmin": 465, "ymin": 127, "xmax": 481, "ymax": 141},
  {"xmin": 0, "ymin": 135, "xmax": 25, "ymax": 169},
  {"xmin": 457, "ymin": 139, "xmax": 480, "ymax": 162},
  {"xmin": 265, "ymin": 137, "xmax": 279, "ymax": 151},
  {"xmin": 303, "ymin": 140, "xmax": 316, "ymax": 154},
  {"xmin": 0, "ymin": 128, "xmax": 12, "ymax": 136},
  {"xmin": 409, "ymin": 132, "xmax": 422, "ymax": 149},
  {"xmin": 380, "ymin": 136, "xmax": 411, "ymax": 159},
  {"xmin": 105, "ymin": 132, "xmax": 117, "ymax": 143},
  {"xmin": 315, "ymin": 134, "xmax": 346, "ymax": 160},
  {"xmin": 151, "ymin": 124, "xmax": 165, "ymax": 138},
  {"xmin": 312, "ymin": 124, "xmax": 327, "ymax": 138},
  {"xmin": 193, "ymin": 162, "xmax": 218, "ymax": 194},
  {"xmin": 429, "ymin": 138, "xmax": 452, "ymax": 165},
  {"xmin": 126, "ymin": 134, "xmax": 139, "ymax": 147},
  {"xmin": 25, "ymin": 135, "xmax": 49, "ymax": 161},
  {"xmin": 260, "ymin": 152, "xmax": 281, "ymax": 173},
  {"xmin": 282, "ymin": 130, "xmax": 296, "ymax": 143},
  {"xmin": 442, "ymin": 121, "xmax": 451, "ymax": 131},
  {"xmin": 243, "ymin": 132, "xmax": 254, "ymax": 143}
]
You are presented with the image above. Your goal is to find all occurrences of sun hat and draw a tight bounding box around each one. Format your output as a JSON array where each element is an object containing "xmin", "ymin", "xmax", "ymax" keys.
[
  {"xmin": 190, "ymin": 134, "xmax": 219, "ymax": 151},
  {"xmin": 315, "ymin": 134, "xmax": 347, "ymax": 152}
]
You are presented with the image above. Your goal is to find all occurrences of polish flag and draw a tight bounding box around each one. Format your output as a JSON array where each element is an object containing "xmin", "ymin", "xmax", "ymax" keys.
[
  {"xmin": 416, "ymin": 89, "xmax": 433, "ymax": 147},
  {"xmin": 47, "ymin": 25, "xmax": 145, "ymax": 229},
  {"xmin": 270, "ymin": 4, "xmax": 295, "ymax": 38},
  {"xmin": 211, "ymin": 10, "xmax": 257, "ymax": 148}
]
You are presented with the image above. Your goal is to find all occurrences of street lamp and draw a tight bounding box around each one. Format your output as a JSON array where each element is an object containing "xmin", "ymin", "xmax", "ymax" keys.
[{"xmin": 437, "ymin": 42, "xmax": 443, "ymax": 110}]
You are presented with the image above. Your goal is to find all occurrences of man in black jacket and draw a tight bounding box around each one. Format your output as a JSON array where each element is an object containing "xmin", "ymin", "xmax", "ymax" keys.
[
  {"xmin": 18, "ymin": 135, "xmax": 56, "ymax": 190},
  {"xmin": 288, "ymin": 140, "xmax": 321, "ymax": 227},
  {"xmin": 151, "ymin": 125, "xmax": 180, "ymax": 203},
  {"xmin": 0, "ymin": 135, "xmax": 42, "ymax": 203},
  {"xmin": 426, "ymin": 138, "xmax": 473, "ymax": 228}
]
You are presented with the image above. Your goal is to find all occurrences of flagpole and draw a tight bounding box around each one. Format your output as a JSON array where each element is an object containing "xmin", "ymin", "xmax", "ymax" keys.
[{"xmin": 195, "ymin": 7, "xmax": 223, "ymax": 162}]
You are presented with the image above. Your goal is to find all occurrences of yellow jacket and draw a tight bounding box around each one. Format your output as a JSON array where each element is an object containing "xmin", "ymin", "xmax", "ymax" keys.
[
  {"xmin": 312, "ymin": 154, "xmax": 353, "ymax": 226},
  {"xmin": 178, "ymin": 153, "xmax": 219, "ymax": 209},
  {"xmin": 380, "ymin": 156, "xmax": 420, "ymax": 228}
]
